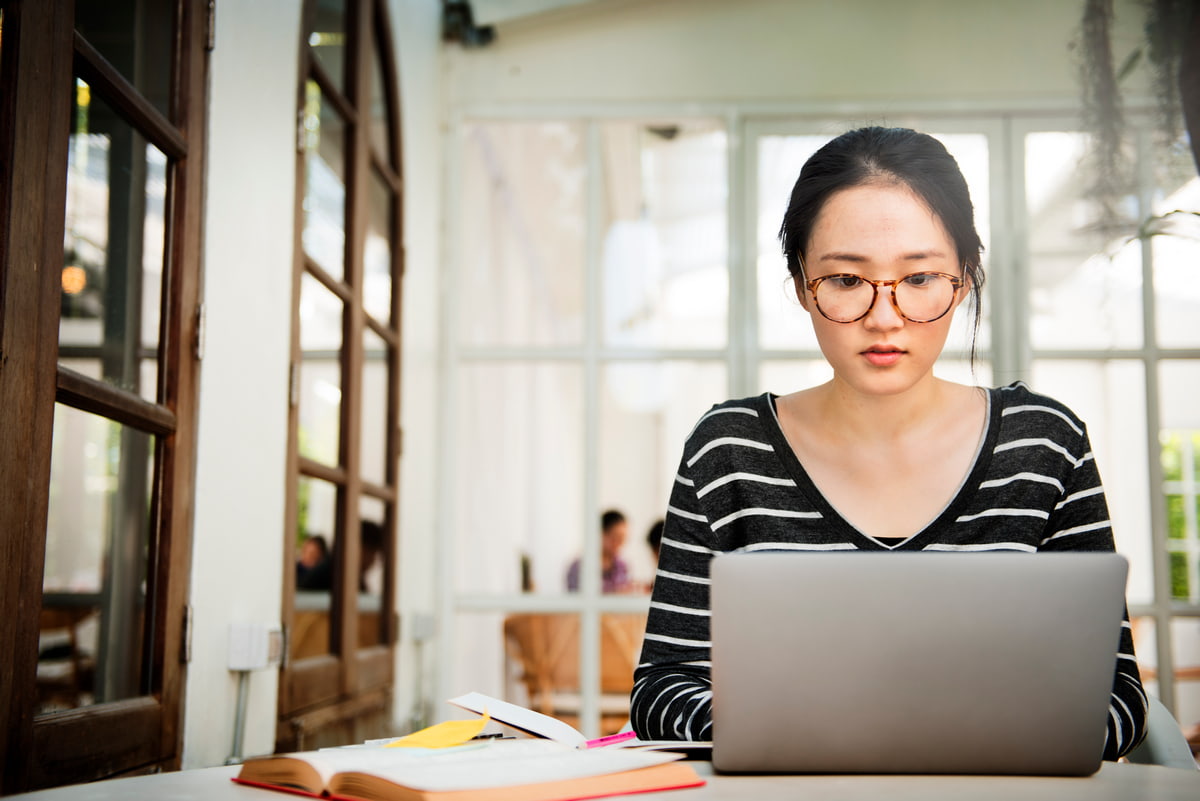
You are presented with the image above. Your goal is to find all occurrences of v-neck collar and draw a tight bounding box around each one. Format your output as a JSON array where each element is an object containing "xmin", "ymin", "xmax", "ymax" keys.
[{"xmin": 755, "ymin": 389, "xmax": 1000, "ymax": 550}]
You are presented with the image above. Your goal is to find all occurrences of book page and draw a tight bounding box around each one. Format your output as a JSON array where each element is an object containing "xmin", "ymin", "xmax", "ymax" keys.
[
  {"xmin": 236, "ymin": 753, "xmax": 339, "ymax": 793},
  {"xmin": 447, "ymin": 692, "xmax": 586, "ymax": 747},
  {"xmin": 328, "ymin": 739, "xmax": 682, "ymax": 793}
]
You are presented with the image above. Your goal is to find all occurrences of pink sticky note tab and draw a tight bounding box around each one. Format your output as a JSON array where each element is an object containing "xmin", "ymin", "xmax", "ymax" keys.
[{"xmin": 583, "ymin": 730, "xmax": 637, "ymax": 749}]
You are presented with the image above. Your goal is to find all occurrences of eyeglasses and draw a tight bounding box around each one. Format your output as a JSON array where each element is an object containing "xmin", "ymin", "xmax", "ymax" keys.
[{"xmin": 802, "ymin": 268, "xmax": 965, "ymax": 324}]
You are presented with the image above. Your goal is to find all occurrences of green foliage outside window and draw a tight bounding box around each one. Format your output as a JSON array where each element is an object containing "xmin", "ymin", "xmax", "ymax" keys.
[{"xmin": 1161, "ymin": 430, "xmax": 1200, "ymax": 600}]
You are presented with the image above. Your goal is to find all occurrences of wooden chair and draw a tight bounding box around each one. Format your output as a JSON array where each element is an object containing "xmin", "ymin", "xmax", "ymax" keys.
[
  {"xmin": 502, "ymin": 612, "xmax": 647, "ymax": 735},
  {"xmin": 36, "ymin": 606, "xmax": 98, "ymax": 710}
]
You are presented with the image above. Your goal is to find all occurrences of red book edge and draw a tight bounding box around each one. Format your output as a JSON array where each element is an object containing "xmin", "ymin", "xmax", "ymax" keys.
[{"xmin": 232, "ymin": 771, "xmax": 706, "ymax": 801}]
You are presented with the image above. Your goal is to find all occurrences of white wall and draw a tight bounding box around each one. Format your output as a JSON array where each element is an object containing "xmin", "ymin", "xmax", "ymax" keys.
[
  {"xmin": 183, "ymin": 0, "xmax": 306, "ymax": 770},
  {"xmin": 445, "ymin": 0, "xmax": 1153, "ymax": 109},
  {"xmin": 389, "ymin": 0, "xmax": 445, "ymax": 733},
  {"xmin": 182, "ymin": 0, "xmax": 446, "ymax": 768}
]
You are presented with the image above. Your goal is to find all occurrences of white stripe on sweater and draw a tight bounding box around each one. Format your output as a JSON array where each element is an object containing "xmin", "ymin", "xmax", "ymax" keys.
[
  {"xmin": 1002, "ymin": 404, "xmax": 1084, "ymax": 436},
  {"xmin": 696, "ymin": 471, "xmax": 797, "ymax": 498},
  {"xmin": 686, "ymin": 437, "xmax": 773, "ymax": 468},
  {"xmin": 711, "ymin": 507, "xmax": 822, "ymax": 531},
  {"xmin": 922, "ymin": 542, "xmax": 1037, "ymax": 552},
  {"xmin": 956, "ymin": 508, "xmax": 1050, "ymax": 523},
  {"xmin": 979, "ymin": 472, "xmax": 1064, "ymax": 493},
  {"xmin": 1041, "ymin": 520, "xmax": 1110, "ymax": 543},
  {"xmin": 995, "ymin": 437, "xmax": 1079, "ymax": 466},
  {"xmin": 1054, "ymin": 486, "xmax": 1104, "ymax": 509}
]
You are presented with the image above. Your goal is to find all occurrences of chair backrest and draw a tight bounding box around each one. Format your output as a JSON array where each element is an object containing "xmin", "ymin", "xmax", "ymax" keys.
[
  {"xmin": 502, "ymin": 612, "xmax": 647, "ymax": 716},
  {"xmin": 1125, "ymin": 695, "xmax": 1198, "ymax": 770}
]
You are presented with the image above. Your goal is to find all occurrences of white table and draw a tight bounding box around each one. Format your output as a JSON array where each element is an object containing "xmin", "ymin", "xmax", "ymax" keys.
[{"xmin": 9, "ymin": 760, "xmax": 1200, "ymax": 800}]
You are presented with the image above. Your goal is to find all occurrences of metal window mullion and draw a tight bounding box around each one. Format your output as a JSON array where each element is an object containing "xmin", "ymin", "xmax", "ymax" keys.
[
  {"xmin": 578, "ymin": 119, "xmax": 603, "ymax": 739},
  {"xmin": 999, "ymin": 116, "xmax": 1030, "ymax": 383},
  {"xmin": 1135, "ymin": 126, "xmax": 1176, "ymax": 712},
  {"xmin": 434, "ymin": 117, "xmax": 466, "ymax": 717},
  {"xmin": 730, "ymin": 110, "xmax": 753, "ymax": 398}
]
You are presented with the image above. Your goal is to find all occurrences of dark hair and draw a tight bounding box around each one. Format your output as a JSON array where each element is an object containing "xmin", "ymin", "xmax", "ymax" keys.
[
  {"xmin": 646, "ymin": 519, "xmax": 664, "ymax": 552},
  {"xmin": 361, "ymin": 520, "xmax": 385, "ymax": 550},
  {"xmin": 778, "ymin": 126, "xmax": 985, "ymax": 360},
  {"xmin": 601, "ymin": 509, "xmax": 626, "ymax": 532}
]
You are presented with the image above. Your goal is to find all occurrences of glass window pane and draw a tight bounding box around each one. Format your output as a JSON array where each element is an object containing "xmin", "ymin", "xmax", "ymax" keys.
[
  {"xmin": 309, "ymin": 0, "xmax": 347, "ymax": 94},
  {"xmin": 364, "ymin": 170, "xmax": 394, "ymax": 324},
  {"xmin": 1171, "ymin": 618, "xmax": 1200, "ymax": 729},
  {"xmin": 294, "ymin": 477, "xmax": 338, "ymax": 659},
  {"xmin": 360, "ymin": 326, "xmax": 389, "ymax": 486},
  {"xmin": 1152, "ymin": 177, "xmax": 1200, "ymax": 348},
  {"xmin": 1026, "ymin": 132, "xmax": 1143, "ymax": 349},
  {"xmin": 368, "ymin": 32, "xmax": 391, "ymax": 163},
  {"xmin": 599, "ymin": 121, "xmax": 728, "ymax": 349},
  {"xmin": 597, "ymin": 361, "xmax": 726, "ymax": 592},
  {"xmin": 41, "ymin": 405, "xmax": 154, "ymax": 713},
  {"xmin": 298, "ymin": 274, "xmax": 343, "ymax": 466},
  {"xmin": 302, "ymin": 81, "xmax": 347, "ymax": 282},
  {"xmin": 459, "ymin": 123, "xmax": 585, "ymax": 347},
  {"xmin": 759, "ymin": 359, "xmax": 834, "ymax": 396},
  {"xmin": 62, "ymin": 80, "xmax": 165, "ymax": 403},
  {"xmin": 75, "ymin": 0, "xmax": 172, "ymax": 117},
  {"xmin": 1160, "ymin": 361, "xmax": 1200, "ymax": 604},
  {"xmin": 757, "ymin": 135, "xmax": 824, "ymax": 351},
  {"xmin": 933, "ymin": 133, "xmax": 991, "ymax": 361},
  {"xmin": 357, "ymin": 497, "xmax": 387, "ymax": 649},
  {"xmin": 452, "ymin": 612, "xmax": 511, "ymax": 711},
  {"xmin": 457, "ymin": 611, "xmax": 639, "ymax": 736},
  {"xmin": 1140, "ymin": 616, "xmax": 1200, "ymax": 732},
  {"xmin": 1030, "ymin": 360, "xmax": 1152, "ymax": 603},
  {"xmin": 455, "ymin": 363, "xmax": 583, "ymax": 594},
  {"xmin": 1130, "ymin": 616, "xmax": 1158, "ymax": 699}
]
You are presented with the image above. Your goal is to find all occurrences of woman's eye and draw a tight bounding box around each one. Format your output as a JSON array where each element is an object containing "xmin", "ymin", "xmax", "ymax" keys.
[
  {"xmin": 829, "ymin": 275, "xmax": 862, "ymax": 290},
  {"xmin": 903, "ymin": 274, "xmax": 934, "ymax": 288}
]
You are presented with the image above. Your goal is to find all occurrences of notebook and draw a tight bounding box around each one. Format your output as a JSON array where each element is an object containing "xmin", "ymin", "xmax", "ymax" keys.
[{"xmin": 709, "ymin": 550, "xmax": 1128, "ymax": 776}]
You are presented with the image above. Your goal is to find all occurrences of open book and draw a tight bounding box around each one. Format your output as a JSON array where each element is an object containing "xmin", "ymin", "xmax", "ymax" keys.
[
  {"xmin": 233, "ymin": 738, "xmax": 703, "ymax": 801},
  {"xmin": 447, "ymin": 692, "xmax": 711, "ymax": 755}
]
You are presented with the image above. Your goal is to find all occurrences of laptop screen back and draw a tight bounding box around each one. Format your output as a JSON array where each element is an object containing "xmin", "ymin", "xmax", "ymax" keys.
[{"xmin": 710, "ymin": 551, "xmax": 1127, "ymax": 775}]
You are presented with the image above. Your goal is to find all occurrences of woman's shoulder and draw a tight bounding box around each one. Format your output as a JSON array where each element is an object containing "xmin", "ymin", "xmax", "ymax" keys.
[
  {"xmin": 991, "ymin": 381, "xmax": 1089, "ymax": 440},
  {"xmin": 683, "ymin": 393, "xmax": 774, "ymax": 442}
]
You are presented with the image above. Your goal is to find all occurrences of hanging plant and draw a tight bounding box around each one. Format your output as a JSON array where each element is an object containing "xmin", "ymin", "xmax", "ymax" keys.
[
  {"xmin": 1080, "ymin": 0, "xmax": 1133, "ymax": 237},
  {"xmin": 1077, "ymin": 0, "xmax": 1200, "ymax": 235}
]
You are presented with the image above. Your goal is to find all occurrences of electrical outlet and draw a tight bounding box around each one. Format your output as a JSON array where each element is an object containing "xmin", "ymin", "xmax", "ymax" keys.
[{"xmin": 228, "ymin": 622, "xmax": 284, "ymax": 671}]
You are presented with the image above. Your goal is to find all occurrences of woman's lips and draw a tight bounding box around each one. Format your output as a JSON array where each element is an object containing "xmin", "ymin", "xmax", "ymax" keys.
[{"xmin": 862, "ymin": 347, "xmax": 904, "ymax": 367}]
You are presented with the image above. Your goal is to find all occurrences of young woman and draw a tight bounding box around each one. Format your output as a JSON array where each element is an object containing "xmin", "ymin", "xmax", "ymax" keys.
[{"xmin": 629, "ymin": 127, "xmax": 1148, "ymax": 761}]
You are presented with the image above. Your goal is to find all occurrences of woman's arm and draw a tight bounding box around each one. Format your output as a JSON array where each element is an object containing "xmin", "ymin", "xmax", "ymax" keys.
[
  {"xmin": 1039, "ymin": 422, "xmax": 1148, "ymax": 760},
  {"xmin": 630, "ymin": 454, "xmax": 717, "ymax": 740}
]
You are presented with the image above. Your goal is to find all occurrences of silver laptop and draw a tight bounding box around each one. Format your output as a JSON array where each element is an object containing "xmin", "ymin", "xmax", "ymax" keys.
[{"xmin": 710, "ymin": 551, "xmax": 1128, "ymax": 776}]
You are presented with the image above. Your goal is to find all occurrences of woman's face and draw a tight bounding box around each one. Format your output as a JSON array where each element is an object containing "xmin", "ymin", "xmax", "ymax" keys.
[{"xmin": 798, "ymin": 182, "xmax": 966, "ymax": 399}]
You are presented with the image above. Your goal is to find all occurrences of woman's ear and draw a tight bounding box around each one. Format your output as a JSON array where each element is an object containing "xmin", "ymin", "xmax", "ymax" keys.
[
  {"xmin": 794, "ymin": 274, "xmax": 811, "ymax": 310},
  {"xmin": 951, "ymin": 272, "xmax": 972, "ymax": 310},
  {"xmin": 793, "ymin": 253, "xmax": 812, "ymax": 311}
]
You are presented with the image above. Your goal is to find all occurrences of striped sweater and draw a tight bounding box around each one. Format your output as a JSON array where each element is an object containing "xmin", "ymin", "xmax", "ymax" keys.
[{"xmin": 631, "ymin": 382, "xmax": 1148, "ymax": 761}]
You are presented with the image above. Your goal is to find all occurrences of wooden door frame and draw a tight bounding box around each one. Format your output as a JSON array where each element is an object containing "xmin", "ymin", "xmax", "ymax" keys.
[{"xmin": 0, "ymin": 0, "xmax": 208, "ymax": 790}]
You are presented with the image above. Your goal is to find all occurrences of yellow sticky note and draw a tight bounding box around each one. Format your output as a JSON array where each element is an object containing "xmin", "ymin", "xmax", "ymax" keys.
[{"xmin": 384, "ymin": 711, "xmax": 491, "ymax": 748}]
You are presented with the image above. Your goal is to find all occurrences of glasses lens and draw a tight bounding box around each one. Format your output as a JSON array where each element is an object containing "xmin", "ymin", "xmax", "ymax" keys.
[
  {"xmin": 814, "ymin": 276, "xmax": 875, "ymax": 322},
  {"xmin": 894, "ymin": 273, "xmax": 956, "ymax": 322}
]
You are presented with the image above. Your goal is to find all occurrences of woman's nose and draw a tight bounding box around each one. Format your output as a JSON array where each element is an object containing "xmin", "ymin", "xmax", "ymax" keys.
[{"xmin": 862, "ymin": 285, "xmax": 904, "ymax": 329}]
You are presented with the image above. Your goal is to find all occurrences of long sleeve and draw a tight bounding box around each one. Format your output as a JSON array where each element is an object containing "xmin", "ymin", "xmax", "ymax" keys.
[
  {"xmin": 1029, "ymin": 407, "xmax": 1148, "ymax": 760},
  {"xmin": 630, "ymin": 398, "xmax": 840, "ymax": 740},
  {"xmin": 630, "ymin": 443, "xmax": 716, "ymax": 740}
]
